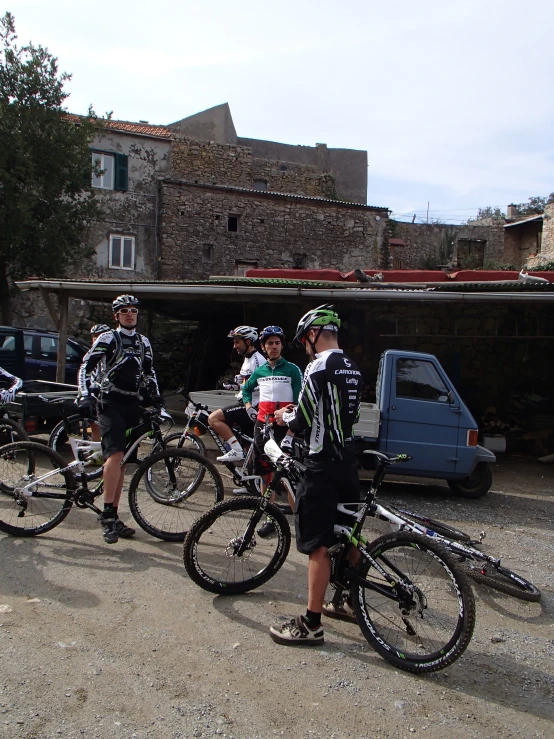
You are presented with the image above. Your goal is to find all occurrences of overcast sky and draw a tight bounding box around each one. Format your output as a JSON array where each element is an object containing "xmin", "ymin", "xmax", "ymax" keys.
[{"xmin": 6, "ymin": 0, "xmax": 554, "ymax": 222}]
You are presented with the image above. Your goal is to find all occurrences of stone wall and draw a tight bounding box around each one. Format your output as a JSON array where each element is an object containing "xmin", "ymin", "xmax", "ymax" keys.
[
  {"xmin": 386, "ymin": 221, "xmax": 506, "ymax": 269},
  {"xmin": 158, "ymin": 182, "xmax": 388, "ymax": 280},
  {"xmin": 170, "ymin": 137, "xmax": 340, "ymax": 200},
  {"xmin": 528, "ymin": 203, "xmax": 554, "ymax": 268},
  {"xmin": 170, "ymin": 137, "xmax": 252, "ymax": 189},
  {"xmin": 251, "ymin": 158, "xmax": 337, "ymax": 199},
  {"xmin": 504, "ymin": 221, "xmax": 543, "ymax": 268}
]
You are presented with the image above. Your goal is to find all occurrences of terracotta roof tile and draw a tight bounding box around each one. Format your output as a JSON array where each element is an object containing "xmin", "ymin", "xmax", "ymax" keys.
[{"xmin": 65, "ymin": 114, "xmax": 171, "ymax": 139}]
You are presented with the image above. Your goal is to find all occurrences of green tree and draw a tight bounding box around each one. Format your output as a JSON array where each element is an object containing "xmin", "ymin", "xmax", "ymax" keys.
[
  {"xmin": 471, "ymin": 206, "xmax": 505, "ymax": 221},
  {"xmin": 0, "ymin": 12, "xmax": 103, "ymax": 322}
]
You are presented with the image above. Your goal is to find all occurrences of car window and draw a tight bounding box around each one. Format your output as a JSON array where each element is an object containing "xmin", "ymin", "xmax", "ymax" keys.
[
  {"xmin": 396, "ymin": 359, "xmax": 450, "ymax": 402},
  {"xmin": 24, "ymin": 335, "xmax": 33, "ymax": 356},
  {"xmin": 0, "ymin": 335, "xmax": 15, "ymax": 352},
  {"xmin": 66, "ymin": 342, "xmax": 81, "ymax": 361},
  {"xmin": 39, "ymin": 336, "xmax": 58, "ymax": 359}
]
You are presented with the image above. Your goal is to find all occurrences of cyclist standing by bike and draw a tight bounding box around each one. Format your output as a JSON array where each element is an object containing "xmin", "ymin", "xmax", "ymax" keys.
[
  {"xmin": 209, "ymin": 326, "xmax": 266, "ymax": 464},
  {"xmin": 240, "ymin": 326, "xmax": 302, "ymax": 536},
  {"xmin": 77, "ymin": 295, "xmax": 164, "ymax": 544},
  {"xmin": 271, "ymin": 305, "xmax": 362, "ymax": 646}
]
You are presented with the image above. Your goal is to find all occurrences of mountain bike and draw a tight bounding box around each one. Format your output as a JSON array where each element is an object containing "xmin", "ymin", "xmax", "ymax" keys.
[
  {"xmin": 183, "ymin": 439, "xmax": 475, "ymax": 674},
  {"xmin": 176, "ymin": 389, "xmax": 264, "ymax": 496},
  {"xmin": 359, "ymin": 451, "xmax": 541, "ymax": 602},
  {"xmin": 0, "ymin": 410, "xmax": 224, "ymax": 541}
]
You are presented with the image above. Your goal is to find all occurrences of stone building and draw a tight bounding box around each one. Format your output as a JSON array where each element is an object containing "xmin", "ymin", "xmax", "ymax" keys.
[{"xmin": 80, "ymin": 103, "xmax": 379, "ymax": 282}]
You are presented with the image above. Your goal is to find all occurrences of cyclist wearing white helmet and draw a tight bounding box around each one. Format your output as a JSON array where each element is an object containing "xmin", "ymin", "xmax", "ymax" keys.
[
  {"xmin": 271, "ymin": 305, "xmax": 362, "ymax": 646},
  {"xmin": 208, "ymin": 325, "xmax": 266, "ymax": 463},
  {"xmin": 77, "ymin": 294, "xmax": 163, "ymax": 544}
]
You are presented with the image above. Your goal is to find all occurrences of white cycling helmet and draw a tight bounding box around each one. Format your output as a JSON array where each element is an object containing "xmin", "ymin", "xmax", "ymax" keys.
[
  {"xmin": 90, "ymin": 323, "xmax": 110, "ymax": 335},
  {"xmin": 112, "ymin": 294, "xmax": 139, "ymax": 312},
  {"xmin": 227, "ymin": 325, "xmax": 258, "ymax": 342}
]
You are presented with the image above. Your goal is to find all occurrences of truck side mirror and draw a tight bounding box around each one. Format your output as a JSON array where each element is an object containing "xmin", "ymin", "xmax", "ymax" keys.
[{"xmin": 447, "ymin": 390, "xmax": 455, "ymax": 404}]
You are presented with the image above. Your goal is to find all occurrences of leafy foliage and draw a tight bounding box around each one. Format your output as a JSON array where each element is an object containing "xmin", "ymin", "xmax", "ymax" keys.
[{"xmin": 0, "ymin": 12, "xmax": 103, "ymax": 320}]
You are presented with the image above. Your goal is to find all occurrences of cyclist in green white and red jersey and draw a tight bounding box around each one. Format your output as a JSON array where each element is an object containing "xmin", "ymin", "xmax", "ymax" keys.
[{"xmin": 237, "ymin": 326, "xmax": 302, "ymax": 537}]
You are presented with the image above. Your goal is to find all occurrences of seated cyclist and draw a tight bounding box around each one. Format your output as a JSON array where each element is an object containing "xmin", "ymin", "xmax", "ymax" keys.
[
  {"xmin": 0, "ymin": 365, "xmax": 23, "ymax": 406},
  {"xmin": 209, "ymin": 326, "xmax": 266, "ymax": 464},
  {"xmin": 78, "ymin": 295, "xmax": 165, "ymax": 544}
]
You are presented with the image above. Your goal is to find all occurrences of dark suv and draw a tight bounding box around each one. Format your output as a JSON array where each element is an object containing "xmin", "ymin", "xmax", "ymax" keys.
[{"xmin": 0, "ymin": 326, "xmax": 88, "ymax": 385}]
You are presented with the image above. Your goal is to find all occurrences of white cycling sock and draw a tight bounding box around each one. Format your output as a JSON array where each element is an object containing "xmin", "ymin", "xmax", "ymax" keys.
[{"xmin": 228, "ymin": 436, "xmax": 242, "ymax": 453}]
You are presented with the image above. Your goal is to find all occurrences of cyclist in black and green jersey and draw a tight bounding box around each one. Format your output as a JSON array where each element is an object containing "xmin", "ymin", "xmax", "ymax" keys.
[{"xmin": 272, "ymin": 305, "xmax": 362, "ymax": 646}]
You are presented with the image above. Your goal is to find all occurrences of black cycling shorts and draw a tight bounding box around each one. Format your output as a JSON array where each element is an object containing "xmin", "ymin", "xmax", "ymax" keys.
[
  {"xmin": 222, "ymin": 403, "xmax": 254, "ymax": 437},
  {"xmin": 294, "ymin": 456, "xmax": 360, "ymax": 555},
  {"xmin": 97, "ymin": 395, "xmax": 142, "ymax": 461}
]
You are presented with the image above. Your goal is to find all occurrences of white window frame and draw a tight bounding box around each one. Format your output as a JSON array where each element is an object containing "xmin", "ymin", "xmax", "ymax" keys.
[
  {"xmin": 109, "ymin": 234, "xmax": 136, "ymax": 271},
  {"xmin": 92, "ymin": 152, "xmax": 115, "ymax": 189}
]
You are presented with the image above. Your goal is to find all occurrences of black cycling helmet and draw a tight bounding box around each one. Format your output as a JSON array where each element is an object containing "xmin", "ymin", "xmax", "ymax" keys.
[
  {"xmin": 112, "ymin": 294, "xmax": 139, "ymax": 313},
  {"xmin": 294, "ymin": 304, "xmax": 340, "ymax": 349},
  {"xmin": 90, "ymin": 323, "xmax": 110, "ymax": 335},
  {"xmin": 259, "ymin": 325, "xmax": 285, "ymax": 344}
]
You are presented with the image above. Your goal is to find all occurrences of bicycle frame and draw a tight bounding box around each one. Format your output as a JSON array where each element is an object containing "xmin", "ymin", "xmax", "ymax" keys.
[{"xmin": 182, "ymin": 394, "xmax": 262, "ymax": 488}]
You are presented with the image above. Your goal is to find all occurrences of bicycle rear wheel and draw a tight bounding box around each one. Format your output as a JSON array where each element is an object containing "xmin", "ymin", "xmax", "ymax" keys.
[
  {"xmin": 0, "ymin": 442, "xmax": 75, "ymax": 536},
  {"xmin": 183, "ymin": 497, "xmax": 291, "ymax": 594},
  {"xmin": 351, "ymin": 531, "xmax": 475, "ymax": 674},
  {"xmin": 48, "ymin": 414, "xmax": 103, "ymax": 481},
  {"xmin": 388, "ymin": 505, "xmax": 471, "ymax": 542},
  {"xmin": 0, "ymin": 418, "xmax": 29, "ymax": 445},
  {"xmin": 128, "ymin": 449, "xmax": 224, "ymax": 541},
  {"xmin": 461, "ymin": 562, "xmax": 541, "ymax": 602}
]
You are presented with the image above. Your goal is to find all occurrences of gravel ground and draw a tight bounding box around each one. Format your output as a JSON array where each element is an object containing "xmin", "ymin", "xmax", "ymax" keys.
[{"xmin": 0, "ymin": 450, "xmax": 553, "ymax": 739}]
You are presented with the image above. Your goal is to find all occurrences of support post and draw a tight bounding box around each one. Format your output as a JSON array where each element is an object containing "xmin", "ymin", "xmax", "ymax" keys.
[
  {"xmin": 39, "ymin": 287, "xmax": 60, "ymax": 328},
  {"xmin": 56, "ymin": 292, "xmax": 69, "ymax": 384}
]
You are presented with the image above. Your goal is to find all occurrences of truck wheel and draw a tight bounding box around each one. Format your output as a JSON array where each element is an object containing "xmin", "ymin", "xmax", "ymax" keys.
[{"xmin": 447, "ymin": 462, "xmax": 492, "ymax": 499}]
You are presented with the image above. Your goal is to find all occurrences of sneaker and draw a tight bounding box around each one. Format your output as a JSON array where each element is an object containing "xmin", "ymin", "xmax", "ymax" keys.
[
  {"xmin": 269, "ymin": 615, "xmax": 324, "ymax": 646},
  {"xmin": 257, "ymin": 519, "xmax": 276, "ymax": 537},
  {"xmin": 216, "ymin": 449, "xmax": 245, "ymax": 463},
  {"xmin": 100, "ymin": 516, "xmax": 118, "ymax": 544},
  {"xmin": 114, "ymin": 519, "xmax": 135, "ymax": 539},
  {"xmin": 322, "ymin": 599, "xmax": 357, "ymax": 624}
]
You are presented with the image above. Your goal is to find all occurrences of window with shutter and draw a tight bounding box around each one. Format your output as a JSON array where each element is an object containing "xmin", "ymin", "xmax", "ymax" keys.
[{"xmin": 114, "ymin": 153, "xmax": 129, "ymax": 191}]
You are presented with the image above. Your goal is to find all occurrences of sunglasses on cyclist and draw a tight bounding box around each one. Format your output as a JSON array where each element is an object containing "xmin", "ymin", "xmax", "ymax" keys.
[{"xmin": 118, "ymin": 307, "xmax": 138, "ymax": 314}]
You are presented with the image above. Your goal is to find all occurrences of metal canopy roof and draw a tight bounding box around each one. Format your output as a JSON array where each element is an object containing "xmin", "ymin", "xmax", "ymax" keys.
[{"xmin": 15, "ymin": 277, "xmax": 554, "ymax": 304}]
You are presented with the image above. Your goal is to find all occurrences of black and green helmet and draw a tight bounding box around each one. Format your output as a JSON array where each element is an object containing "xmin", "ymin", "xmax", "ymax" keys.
[{"xmin": 294, "ymin": 304, "xmax": 341, "ymax": 343}]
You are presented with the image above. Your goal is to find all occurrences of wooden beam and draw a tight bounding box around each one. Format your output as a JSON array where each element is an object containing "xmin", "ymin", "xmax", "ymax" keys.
[
  {"xmin": 56, "ymin": 293, "xmax": 69, "ymax": 383},
  {"xmin": 39, "ymin": 287, "xmax": 60, "ymax": 329}
]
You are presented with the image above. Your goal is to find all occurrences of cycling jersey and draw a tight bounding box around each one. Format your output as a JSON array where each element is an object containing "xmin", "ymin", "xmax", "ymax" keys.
[
  {"xmin": 242, "ymin": 358, "xmax": 302, "ymax": 422},
  {"xmin": 283, "ymin": 349, "xmax": 362, "ymax": 460},
  {"xmin": 237, "ymin": 350, "xmax": 266, "ymax": 405},
  {"xmin": 78, "ymin": 328, "xmax": 160, "ymax": 400},
  {"xmin": 0, "ymin": 366, "xmax": 23, "ymax": 405}
]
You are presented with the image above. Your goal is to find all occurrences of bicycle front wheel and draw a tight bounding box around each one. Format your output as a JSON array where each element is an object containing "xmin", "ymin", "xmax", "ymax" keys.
[
  {"xmin": 0, "ymin": 418, "xmax": 29, "ymax": 445},
  {"xmin": 462, "ymin": 563, "xmax": 541, "ymax": 602},
  {"xmin": 351, "ymin": 531, "xmax": 475, "ymax": 674},
  {"xmin": 162, "ymin": 431, "xmax": 207, "ymax": 455},
  {"xmin": 183, "ymin": 498, "xmax": 291, "ymax": 594},
  {"xmin": 128, "ymin": 449, "xmax": 224, "ymax": 541},
  {"xmin": 0, "ymin": 442, "xmax": 75, "ymax": 536}
]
